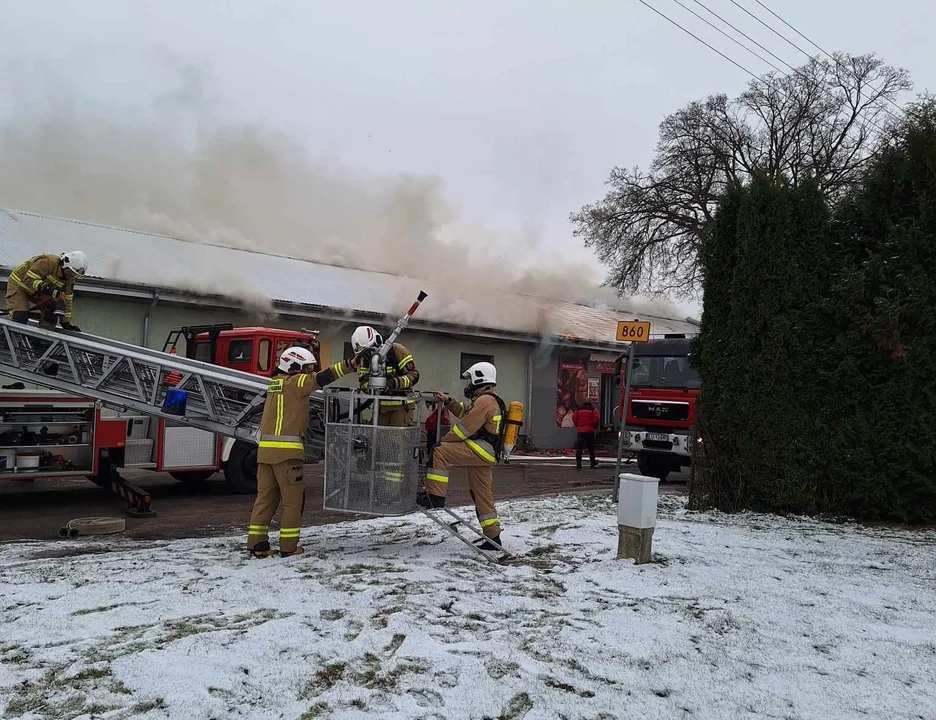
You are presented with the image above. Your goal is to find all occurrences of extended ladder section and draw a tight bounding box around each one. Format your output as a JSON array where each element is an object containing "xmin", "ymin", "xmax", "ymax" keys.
[{"xmin": 0, "ymin": 317, "xmax": 326, "ymax": 453}]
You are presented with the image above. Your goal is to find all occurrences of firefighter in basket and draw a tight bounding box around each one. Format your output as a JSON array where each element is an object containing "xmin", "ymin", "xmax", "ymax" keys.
[
  {"xmin": 417, "ymin": 361, "xmax": 507, "ymax": 551},
  {"xmin": 350, "ymin": 325, "xmax": 420, "ymax": 426},
  {"xmin": 247, "ymin": 346, "xmax": 361, "ymax": 558},
  {"xmin": 4, "ymin": 250, "xmax": 87, "ymax": 331}
]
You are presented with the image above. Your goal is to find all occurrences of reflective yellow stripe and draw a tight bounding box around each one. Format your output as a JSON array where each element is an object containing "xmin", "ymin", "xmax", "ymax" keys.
[
  {"xmin": 268, "ymin": 378, "xmax": 283, "ymax": 392},
  {"xmin": 297, "ymin": 375, "xmax": 306, "ymax": 388},
  {"xmin": 275, "ymin": 393, "xmax": 284, "ymax": 435},
  {"xmin": 480, "ymin": 517, "xmax": 499, "ymax": 528},
  {"xmin": 452, "ymin": 422, "xmax": 469, "ymax": 440},
  {"xmin": 334, "ymin": 362, "xmax": 346, "ymax": 378},
  {"xmin": 25, "ymin": 270, "xmax": 42, "ymax": 280},
  {"xmin": 48, "ymin": 276, "xmax": 64, "ymax": 288},
  {"xmin": 258, "ymin": 440, "xmax": 304, "ymax": 450},
  {"xmin": 279, "ymin": 528, "xmax": 301, "ymax": 537},
  {"xmin": 384, "ymin": 472, "xmax": 404, "ymax": 483},
  {"xmin": 491, "ymin": 414, "xmax": 502, "ymax": 432},
  {"xmin": 398, "ymin": 355, "xmax": 414, "ymax": 366},
  {"xmin": 248, "ymin": 525, "xmax": 269, "ymax": 532},
  {"xmin": 466, "ymin": 439, "xmax": 496, "ymax": 463},
  {"xmin": 426, "ymin": 471, "xmax": 449, "ymax": 484},
  {"xmin": 397, "ymin": 376, "xmax": 411, "ymax": 389}
]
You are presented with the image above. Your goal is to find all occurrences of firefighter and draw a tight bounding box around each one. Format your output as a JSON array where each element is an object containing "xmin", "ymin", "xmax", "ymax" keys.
[
  {"xmin": 247, "ymin": 346, "xmax": 360, "ymax": 558},
  {"xmin": 4, "ymin": 251, "xmax": 88, "ymax": 331},
  {"xmin": 350, "ymin": 325, "xmax": 419, "ymax": 427},
  {"xmin": 417, "ymin": 361, "xmax": 506, "ymax": 551}
]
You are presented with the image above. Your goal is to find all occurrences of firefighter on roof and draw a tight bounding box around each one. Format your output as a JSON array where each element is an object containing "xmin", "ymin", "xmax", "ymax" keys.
[
  {"xmin": 4, "ymin": 251, "xmax": 87, "ymax": 331},
  {"xmin": 247, "ymin": 345, "xmax": 360, "ymax": 558},
  {"xmin": 417, "ymin": 361, "xmax": 506, "ymax": 551},
  {"xmin": 350, "ymin": 325, "xmax": 420, "ymax": 427}
]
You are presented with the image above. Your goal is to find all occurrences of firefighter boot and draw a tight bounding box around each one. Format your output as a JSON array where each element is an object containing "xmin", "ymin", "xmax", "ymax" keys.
[
  {"xmin": 416, "ymin": 491, "xmax": 445, "ymax": 509},
  {"xmin": 280, "ymin": 546, "xmax": 304, "ymax": 558},
  {"xmin": 475, "ymin": 535, "xmax": 503, "ymax": 552},
  {"xmin": 248, "ymin": 540, "xmax": 277, "ymax": 558}
]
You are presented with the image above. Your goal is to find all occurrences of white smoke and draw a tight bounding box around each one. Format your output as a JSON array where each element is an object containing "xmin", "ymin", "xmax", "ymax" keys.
[{"xmin": 0, "ymin": 58, "xmax": 684, "ymax": 333}]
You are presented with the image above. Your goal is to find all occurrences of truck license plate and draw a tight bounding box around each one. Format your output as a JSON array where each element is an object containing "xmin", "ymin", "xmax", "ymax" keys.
[{"xmin": 646, "ymin": 433, "xmax": 669, "ymax": 442}]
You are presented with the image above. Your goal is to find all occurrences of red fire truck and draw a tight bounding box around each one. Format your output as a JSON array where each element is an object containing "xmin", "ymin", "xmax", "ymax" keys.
[
  {"xmin": 0, "ymin": 324, "xmax": 320, "ymax": 513},
  {"xmin": 614, "ymin": 334, "xmax": 700, "ymax": 481}
]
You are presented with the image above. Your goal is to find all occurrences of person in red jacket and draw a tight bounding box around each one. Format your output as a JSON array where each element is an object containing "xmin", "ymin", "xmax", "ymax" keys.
[{"xmin": 571, "ymin": 401, "xmax": 600, "ymax": 469}]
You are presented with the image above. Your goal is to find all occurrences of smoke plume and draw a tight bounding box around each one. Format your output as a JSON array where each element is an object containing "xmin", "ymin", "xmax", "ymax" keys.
[{"xmin": 0, "ymin": 61, "xmax": 685, "ymax": 334}]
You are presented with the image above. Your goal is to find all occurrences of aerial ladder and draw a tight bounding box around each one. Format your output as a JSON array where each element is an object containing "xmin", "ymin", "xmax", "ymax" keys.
[{"xmin": 0, "ymin": 315, "xmax": 329, "ymax": 511}]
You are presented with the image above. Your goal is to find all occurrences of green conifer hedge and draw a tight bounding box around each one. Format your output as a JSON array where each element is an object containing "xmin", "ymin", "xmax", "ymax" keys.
[{"xmin": 689, "ymin": 102, "xmax": 936, "ymax": 523}]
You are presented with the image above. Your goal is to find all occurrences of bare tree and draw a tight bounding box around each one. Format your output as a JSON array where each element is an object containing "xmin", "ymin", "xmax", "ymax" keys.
[{"xmin": 571, "ymin": 52, "xmax": 912, "ymax": 299}]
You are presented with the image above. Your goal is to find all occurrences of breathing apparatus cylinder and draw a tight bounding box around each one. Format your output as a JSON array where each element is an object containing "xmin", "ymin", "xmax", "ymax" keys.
[{"xmin": 502, "ymin": 401, "xmax": 525, "ymax": 456}]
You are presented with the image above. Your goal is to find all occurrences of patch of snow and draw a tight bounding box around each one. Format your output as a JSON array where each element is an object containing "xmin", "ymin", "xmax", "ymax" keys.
[{"xmin": 1, "ymin": 494, "xmax": 934, "ymax": 719}]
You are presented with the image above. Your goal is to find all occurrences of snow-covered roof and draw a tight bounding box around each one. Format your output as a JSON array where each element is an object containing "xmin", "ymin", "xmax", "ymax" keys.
[{"xmin": 0, "ymin": 209, "xmax": 698, "ymax": 345}]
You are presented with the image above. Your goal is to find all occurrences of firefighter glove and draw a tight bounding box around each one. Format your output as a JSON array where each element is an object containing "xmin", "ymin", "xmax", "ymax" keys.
[
  {"xmin": 61, "ymin": 322, "xmax": 80, "ymax": 332},
  {"xmin": 39, "ymin": 283, "xmax": 54, "ymax": 297}
]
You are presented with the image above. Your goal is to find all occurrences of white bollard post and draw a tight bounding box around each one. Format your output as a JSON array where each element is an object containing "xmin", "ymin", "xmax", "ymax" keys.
[{"xmin": 616, "ymin": 472, "xmax": 659, "ymax": 564}]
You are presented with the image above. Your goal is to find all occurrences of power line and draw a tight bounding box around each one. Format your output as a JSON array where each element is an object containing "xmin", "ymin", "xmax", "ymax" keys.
[
  {"xmin": 726, "ymin": 0, "xmax": 815, "ymax": 60},
  {"xmin": 635, "ymin": 0, "xmax": 891, "ymax": 139},
  {"xmin": 751, "ymin": 0, "xmax": 908, "ymax": 118},
  {"xmin": 695, "ymin": 0, "xmax": 896, "ymax": 128},
  {"xmin": 689, "ymin": 0, "xmax": 794, "ymax": 74},
  {"xmin": 634, "ymin": 0, "xmax": 760, "ymax": 80},
  {"xmin": 668, "ymin": 0, "xmax": 785, "ymax": 75}
]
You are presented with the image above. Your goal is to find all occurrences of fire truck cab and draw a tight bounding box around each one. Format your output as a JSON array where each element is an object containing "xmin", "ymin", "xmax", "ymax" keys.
[{"xmin": 615, "ymin": 335, "xmax": 700, "ymax": 481}]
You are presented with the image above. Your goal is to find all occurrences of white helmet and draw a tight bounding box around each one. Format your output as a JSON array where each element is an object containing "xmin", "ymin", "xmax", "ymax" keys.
[
  {"xmin": 351, "ymin": 325, "xmax": 382, "ymax": 354},
  {"xmin": 278, "ymin": 346, "xmax": 316, "ymax": 373},
  {"xmin": 60, "ymin": 250, "xmax": 88, "ymax": 276},
  {"xmin": 463, "ymin": 361, "xmax": 496, "ymax": 387}
]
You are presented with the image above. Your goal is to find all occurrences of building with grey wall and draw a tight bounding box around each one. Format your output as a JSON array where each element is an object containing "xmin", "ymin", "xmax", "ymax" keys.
[{"xmin": 0, "ymin": 209, "xmax": 698, "ymax": 450}]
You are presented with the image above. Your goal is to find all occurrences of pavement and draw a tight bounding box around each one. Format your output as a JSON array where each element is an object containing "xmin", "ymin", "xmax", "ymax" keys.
[{"xmin": 0, "ymin": 458, "xmax": 689, "ymax": 544}]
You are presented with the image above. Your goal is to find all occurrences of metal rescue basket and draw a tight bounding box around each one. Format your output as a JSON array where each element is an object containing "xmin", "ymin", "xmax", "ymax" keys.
[{"xmin": 322, "ymin": 388, "xmax": 426, "ymax": 516}]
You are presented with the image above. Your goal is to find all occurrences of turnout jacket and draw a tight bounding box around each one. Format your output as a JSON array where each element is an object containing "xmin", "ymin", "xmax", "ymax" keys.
[
  {"xmin": 7, "ymin": 254, "xmax": 76, "ymax": 322},
  {"xmin": 441, "ymin": 388, "xmax": 505, "ymax": 464},
  {"xmin": 257, "ymin": 359, "xmax": 354, "ymax": 464}
]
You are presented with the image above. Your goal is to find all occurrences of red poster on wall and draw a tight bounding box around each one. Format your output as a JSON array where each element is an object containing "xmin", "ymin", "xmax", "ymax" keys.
[{"xmin": 556, "ymin": 363, "xmax": 590, "ymax": 427}]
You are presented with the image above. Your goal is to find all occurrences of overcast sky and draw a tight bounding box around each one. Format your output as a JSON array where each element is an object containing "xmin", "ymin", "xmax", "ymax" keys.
[{"xmin": 2, "ymin": 0, "xmax": 934, "ymax": 319}]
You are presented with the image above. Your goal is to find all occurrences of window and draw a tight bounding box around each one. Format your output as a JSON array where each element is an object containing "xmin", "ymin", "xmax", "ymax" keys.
[
  {"xmin": 257, "ymin": 339, "xmax": 271, "ymax": 372},
  {"xmin": 193, "ymin": 342, "xmax": 212, "ymax": 363},
  {"xmin": 227, "ymin": 339, "xmax": 253, "ymax": 365},
  {"xmin": 460, "ymin": 353, "xmax": 493, "ymax": 375}
]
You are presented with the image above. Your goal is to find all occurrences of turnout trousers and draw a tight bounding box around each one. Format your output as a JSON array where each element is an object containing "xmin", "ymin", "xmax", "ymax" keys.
[
  {"xmin": 4, "ymin": 287, "xmax": 60, "ymax": 329},
  {"xmin": 246, "ymin": 459, "xmax": 306, "ymax": 553},
  {"xmin": 425, "ymin": 441, "xmax": 501, "ymax": 538}
]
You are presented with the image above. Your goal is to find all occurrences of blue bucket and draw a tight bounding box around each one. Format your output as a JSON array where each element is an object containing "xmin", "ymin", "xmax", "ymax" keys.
[{"xmin": 162, "ymin": 388, "xmax": 188, "ymax": 416}]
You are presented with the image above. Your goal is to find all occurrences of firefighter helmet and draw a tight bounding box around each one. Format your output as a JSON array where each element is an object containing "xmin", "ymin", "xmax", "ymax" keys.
[
  {"xmin": 351, "ymin": 326, "xmax": 383, "ymax": 354},
  {"xmin": 60, "ymin": 250, "xmax": 88, "ymax": 276},
  {"xmin": 463, "ymin": 361, "xmax": 496, "ymax": 387},
  {"xmin": 278, "ymin": 346, "xmax": 316, "ymax": 373}
]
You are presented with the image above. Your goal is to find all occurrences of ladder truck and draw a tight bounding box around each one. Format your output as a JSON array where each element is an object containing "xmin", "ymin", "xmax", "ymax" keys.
[{"xmin": 0, "ymin": 316, "xmax": 333, "ymax": 515}]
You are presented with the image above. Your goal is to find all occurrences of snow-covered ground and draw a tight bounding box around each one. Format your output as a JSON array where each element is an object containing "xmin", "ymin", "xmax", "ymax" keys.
[{"xmin": 1, "ymin": 494, "xmax": 934, "ymax": 720}]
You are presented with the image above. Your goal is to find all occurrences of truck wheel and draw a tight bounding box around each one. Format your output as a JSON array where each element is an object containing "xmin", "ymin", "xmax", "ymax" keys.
[
  {"xmin": 169, "ymin": 470, "xmax": 215, "ymax": 488},
  {"xmin": 637, "ymin": 451, "xmax": 670, "ymax": 482},
  {"xmin": 224, "ymin": 440, "xmax": 258, "ymax": 495}
]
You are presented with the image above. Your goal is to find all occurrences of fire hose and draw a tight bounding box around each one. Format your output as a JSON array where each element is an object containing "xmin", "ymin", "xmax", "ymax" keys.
[{"xmin": 58, "ymin": 516, "xmax": 127, "ymax": 539}]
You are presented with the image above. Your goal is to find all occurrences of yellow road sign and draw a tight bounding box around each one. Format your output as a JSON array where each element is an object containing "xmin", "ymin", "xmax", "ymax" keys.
[{"xmin": 616, "ymin": 320, "xmax": 651, "ymax": 343}]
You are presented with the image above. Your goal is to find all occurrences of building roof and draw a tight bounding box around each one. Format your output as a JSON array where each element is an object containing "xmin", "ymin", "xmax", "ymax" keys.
[{"xmin": 0, "ymin": 209, "xmax": 698, "ymax": 347}]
